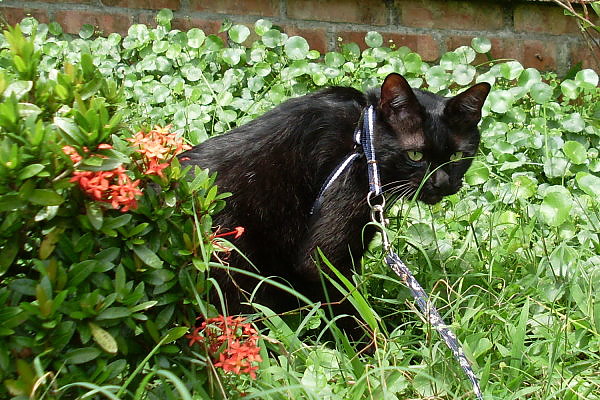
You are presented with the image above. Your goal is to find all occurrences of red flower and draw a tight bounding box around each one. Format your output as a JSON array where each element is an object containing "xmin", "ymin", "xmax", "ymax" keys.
[
  {"xmin": 187, "ymin": 315, "xmax": 262, "ymax": 379},
  {"xmin": 127, "ymin": 125, "xmax": 191, "ymax": 177},
  {"xmin": 212, "ymin": 226, "xmax": 245, "ymax": 240},
  {"xmin": 144, "ymin": 158, "xmax": 170, "ymax": 178},
  {"xmin": 69, "ymin": 165, "xmax": 142, "ymax": 212}
]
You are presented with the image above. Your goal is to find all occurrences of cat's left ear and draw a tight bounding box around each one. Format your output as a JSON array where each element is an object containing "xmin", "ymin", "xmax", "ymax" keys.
[
  {"xmin": 379, "ymin": 73, "xmax": 420, "ymax": 119},
  {"xmin": 445, "ymin": 82, "xmax": 491, "ymax": 125}
]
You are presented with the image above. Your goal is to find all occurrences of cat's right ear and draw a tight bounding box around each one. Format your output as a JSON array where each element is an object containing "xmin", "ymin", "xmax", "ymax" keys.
[{"xmin": 379, "ymin": 73, "xmax": 420, "ymax": 119}]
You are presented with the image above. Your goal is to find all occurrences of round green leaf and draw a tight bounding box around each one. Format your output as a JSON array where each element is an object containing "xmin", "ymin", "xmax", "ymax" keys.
[
  {"xmin": 221, "ymin": 48, "xmax": 243, "ymax": 65},
  {"xmin": 284, "ymin": 36, "xmax": 310, "ymax": 60},
  {"xmin": 512, "ymin": 174, "xmax": 537, "ymax": 199},
  {"xmin": 254, "ymin": 19, "xmax": 272, "ymax": 36},
  {"xmin": 48, "ymin": 21, "xmax": 63, "ymax": 36},
  {"xmin": 517, "ymin": 68, "xmax": 542, "ymax": 89},
  {"xmin": 539, "ymin": 188, "xmax": 573, "ymax": 227},
  {"xmin": 365, "ymin": 31, "xmax": 383, "ymax": 48},
  {"xmin": 79, "ymin": 24, "xmax": 94, "ymax": 40},
  {"xmin": 530, "ymin": 82, "xmax": 553, "ymax": 104},
  {"xmin": 471, "ymin": 37, "xmax": 491, "ymax": 53},
  {"xmin": 425, "ymin": 65, "xmax": 450, "ymax": 88},
  {"xmin": 561, "ymin": 113, "xmax": 585, "ymax": 133},
  {"xmin": 404, "ymin": 52, "xmax": 423, "ymax": 74},
  {"xmin": 439, "ymin": 51, "xmax": 460, "ymax": 70},
  {"xmin": 452, "ymin": 64, "xmax": 476, "ymax": 85},
  {"xmin": 262, "ymin": 29, "xmax": 284, "ymax": 48},
  {"xmin": 500, "ymin": 61, "xmax": 524, "ymax": 80},
  {"xmin": 560, "ymin": 79, "xmax": 579, "ymax": 100},
  {"xmin": 454, "ymin": 46, "xmax": 476, "ymax": 64},
  {"xmin": 229, "ymin": 24, "xmax": 250, "ymax": 44},
  {"xmin": 156, "ymin": 8, "xmax": 174, "ymax": 27},
  {"xmin": 182, "ymin": 65, "xmax": 202, "ymax": 82},
  {"xmin": 325, "ymin": 52, "xmax": 345, "ymax": 68},
  {"xmin": 186, "ymin": 104, "xmax": 203, "ymax": 120},
  {"xmin": 575, "ymin": 68, "xmax": 599, "ymax": 88},
  {"xmin": 187, "ymin": 28, "xmax": 206, "ymax": 49},
  {"xmin": 576, "ymin": 172, "xmax": 600, "ymax": 197},
  {"xmin": 465, "ymin": 161, "xmax": 489, "ymax": 185},
  {"xmin": 544, "ymin": 157, "xmax": 569, "ymax": 178},
  {"xmin": 563, "ymin": 141, "xmax": 587, "ymax": 164},
  {"xmin": 487, "ymin": 90, "xmax": 512, "ymax": 114},
  {"xmin": 204, "ymin": 34, "xmax": 224, "ymax": 51}
]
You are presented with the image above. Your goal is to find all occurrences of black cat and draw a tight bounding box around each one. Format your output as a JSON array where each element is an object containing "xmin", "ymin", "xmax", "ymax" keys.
[{"xmin": 180, "ymin": 73, "xmax": 490, "ymax": 340}]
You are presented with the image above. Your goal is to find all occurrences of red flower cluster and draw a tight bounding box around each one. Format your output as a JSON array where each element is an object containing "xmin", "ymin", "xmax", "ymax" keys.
[
  {"xmin": 127, "ymin": 125, "xmax": 191, "ymax": 178},
  {"xmin": 63, "ymin": 125, "xmax": 190, "ymax": 212},
  {"xmin": 187, "ymin": 315, "xmax": 262, "ymax": 379},
  {"xmin": 63, "ymin": 145, "xmax": 142, "ymax": 212}
]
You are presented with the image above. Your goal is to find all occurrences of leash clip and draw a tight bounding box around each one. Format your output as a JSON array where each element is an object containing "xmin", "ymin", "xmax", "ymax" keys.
[{"xmin": 367, "ymin": 191, "xmax": 390, "ymax": 252}]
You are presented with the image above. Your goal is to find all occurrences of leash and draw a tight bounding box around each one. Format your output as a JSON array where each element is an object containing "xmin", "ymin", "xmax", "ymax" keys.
[{"xmin": 314, "ymin": 105, "xmax": 484, "ymax": 400}]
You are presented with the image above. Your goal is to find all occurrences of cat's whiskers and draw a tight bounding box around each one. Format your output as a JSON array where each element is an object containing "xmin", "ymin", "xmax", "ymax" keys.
[
  {"xmin": 381, "ymin": 179, "xmax": 411, "ymax": 190},
  {"xmin": 386, "ymin": 184, "xmax": 417, "ymax": 200}
]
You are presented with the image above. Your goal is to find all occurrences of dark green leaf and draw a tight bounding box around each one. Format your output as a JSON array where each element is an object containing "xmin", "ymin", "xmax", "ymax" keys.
[
  {"xmin": 133, "ymin": 245, "xmax": 163, "ymax": 269},
  {"xmin": 28, "ymin": 189, "xmax": 64, "ymax": 206}
]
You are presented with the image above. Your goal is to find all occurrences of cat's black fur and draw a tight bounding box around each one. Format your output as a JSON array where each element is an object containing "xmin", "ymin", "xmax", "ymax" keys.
[{"xmin": 180, "ymin": 73, "xmax": 490, "ymax": 340}]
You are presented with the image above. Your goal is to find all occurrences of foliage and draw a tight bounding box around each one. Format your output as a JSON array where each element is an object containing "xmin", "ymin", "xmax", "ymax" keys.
[
  {"xmin": 0, "ymin": 9, "xmax": 600, "ymax": 400},
  {"xmin": 0, "ymin": 22, "xmax": 227, "ymax": 399}
]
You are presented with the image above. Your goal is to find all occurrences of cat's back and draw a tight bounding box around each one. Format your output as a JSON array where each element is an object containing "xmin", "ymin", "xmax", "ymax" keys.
[{"xmin": 180, "ymin": 85, "xmax": 365, "ymax": 170}]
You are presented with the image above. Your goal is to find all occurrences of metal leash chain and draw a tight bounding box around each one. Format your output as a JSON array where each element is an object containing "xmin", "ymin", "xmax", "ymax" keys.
[{"xmin": 362, "ymin": 106, "xmax": 484, "ymax": 400}]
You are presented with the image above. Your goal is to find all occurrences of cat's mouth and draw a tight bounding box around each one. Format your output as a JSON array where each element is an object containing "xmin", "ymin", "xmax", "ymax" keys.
[{"xmin": 418, "ymin": 192, "xmax": 444, "ymax": 205}]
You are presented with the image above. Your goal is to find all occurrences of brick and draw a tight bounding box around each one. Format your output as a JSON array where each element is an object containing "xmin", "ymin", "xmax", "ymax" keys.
[
  {"xmin": 55, "ymin": 10, "xmax": 134, "ymax": 36},
  {"xmin": 48, "ymin": 0, "xmax": 94, "ymax": 3},
  {"xmin": 190, "ymin": 0, "xmax": 279, "ymax": 17},
  {"xmin": 484, "ymin": 37, "xmax": 558, "ymax": 71},
  {"xmin": 0, "ymin": 6, "xmax": 49, "ymax": 25},
  {"xmin": 570, "ymin": 43, "xmax": 600, "ymax": 71},
  {"xmin": 282, "ymin": 25, "xmax": 328, "ymax": 54},
  {"xmin": 287, "ymin": 0, "xmax": 388, "ymax": 26},
  {"xmin": 337, "ymin": 31, "xmax": 440, "ymax": 61},
  {"xmin": 514, "ymin": 4, "xmax": 580, "ymax": 35},
  {"xmin": 101, "ymin": 0, "xmax": 181, "ymax": 9},
  {"xmin": 169, "ymin": 17, "xmax": 227, "ymax": 41},
  {"xmin": 398, "ymin": 0, "xmax": 504, "ymax": 31},
  {"xmin": 171, "ymin": 17, "xmax": 222, "ymax": 34},
  {"xmin": 522, "ymin": 39, "xmax": 557, "ymax": 71}
]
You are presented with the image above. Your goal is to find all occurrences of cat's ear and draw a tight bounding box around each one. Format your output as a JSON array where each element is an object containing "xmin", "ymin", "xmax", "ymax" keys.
[
  {"xmin": 445, "ymin": 82, "xmax": 491, "ymax": 125},
  {"xmin": 379, "ymin": 73, "xmax": 420, "ymax": 118}
]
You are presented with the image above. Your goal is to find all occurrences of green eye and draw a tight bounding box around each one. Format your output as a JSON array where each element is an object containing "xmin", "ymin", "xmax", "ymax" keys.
[
  {"xmin": 407, "ymin": 151, "xmax": 423, "ymax": 162},
  {"xmin": 450, "ymin": 151, "xmax": 464, "ymax": 162}
]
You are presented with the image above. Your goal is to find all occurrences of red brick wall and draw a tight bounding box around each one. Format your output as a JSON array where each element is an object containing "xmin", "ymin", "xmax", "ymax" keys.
[{"xmin": 1, "ymin": 0, "xmax": 598, "ymax": 74}]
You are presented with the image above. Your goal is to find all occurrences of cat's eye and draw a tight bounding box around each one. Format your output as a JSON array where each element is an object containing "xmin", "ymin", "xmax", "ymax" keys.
[
  {"xmin": 407, "ymin": 151, "xmax": 423, "ymax": 162},
  {"xmin": 450, "ymin": 151, "xmax": 464, "ymax": 162}
]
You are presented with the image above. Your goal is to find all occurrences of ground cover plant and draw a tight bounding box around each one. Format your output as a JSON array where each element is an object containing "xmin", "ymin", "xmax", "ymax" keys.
[{"xmin": 0, "ymin": 9, "xmax": 599, "ymax": 399}]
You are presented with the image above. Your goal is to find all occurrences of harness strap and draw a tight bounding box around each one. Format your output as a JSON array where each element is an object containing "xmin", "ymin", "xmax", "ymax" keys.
[
  {"xmin": 311, "ymin": 152, "xmax": 360, "ymax": 214},
  {"xmin": 361, "ymin": 105, "xmax": 382, "ymax": 196}
]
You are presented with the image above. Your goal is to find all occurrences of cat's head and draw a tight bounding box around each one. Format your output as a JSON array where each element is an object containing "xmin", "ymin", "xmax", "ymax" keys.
[{"xmin": 375, "ymin": 73, "xmax": 490, "ymax": 205}]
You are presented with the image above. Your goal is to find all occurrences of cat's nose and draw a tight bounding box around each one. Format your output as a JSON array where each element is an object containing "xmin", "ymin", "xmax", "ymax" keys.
[{"xmin": 431, "ymin": 169, "xmax": 450, "ymax": 190}]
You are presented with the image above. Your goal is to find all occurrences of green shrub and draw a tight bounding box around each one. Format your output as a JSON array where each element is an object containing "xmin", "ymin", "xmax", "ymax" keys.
[{"xmin": 0, "ymin": 24, "xmax": 227, "ymax": 398}]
